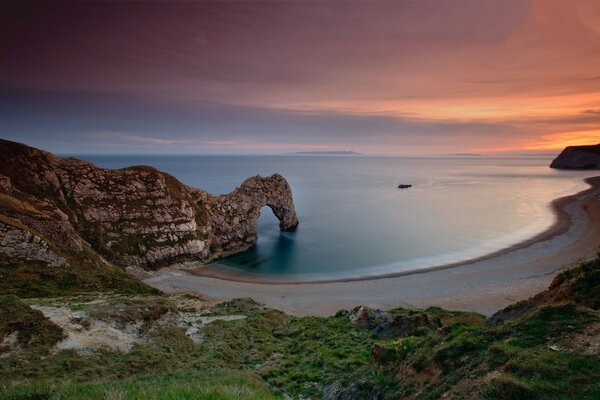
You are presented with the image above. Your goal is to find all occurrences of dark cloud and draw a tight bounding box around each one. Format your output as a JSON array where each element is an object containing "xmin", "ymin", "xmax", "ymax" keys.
[{"xmin": 0, "ymin": 87, "xmax": 523, "ymax": 154}]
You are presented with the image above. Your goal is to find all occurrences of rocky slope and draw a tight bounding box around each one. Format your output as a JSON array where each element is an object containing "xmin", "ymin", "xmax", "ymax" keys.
[
  {"xmin": 1, "ymin": 257, "xmax": 598, "ymax": 399},
  {"xmin": 0, "ymin": 139, "xmax": 298, "ymax": 276},
  {"xmin": 317, "ymin": 257, "xmax": 600, "ymax": 399},
  {"xmin": 550, "ymin": 143, "xmax": 600, "ymax": 169}
]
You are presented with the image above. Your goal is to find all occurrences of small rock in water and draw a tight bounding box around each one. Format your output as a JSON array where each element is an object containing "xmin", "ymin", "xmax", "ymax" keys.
[{"xmin": 397, "ymin": 184, "xmax": 412, "ymax": 189}]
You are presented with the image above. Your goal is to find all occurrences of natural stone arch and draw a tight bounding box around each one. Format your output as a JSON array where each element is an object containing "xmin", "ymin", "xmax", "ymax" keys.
[
  {"xmin": 231, "ymin": 174, "xmax": 298, "ymax": 230},
  {"xmin": 206, "ymin": 174, "xmax": 299, "ymax": 257},
  {"xmin": 0, "ymin": 138, "xmax": 299, "ymax": 269}
]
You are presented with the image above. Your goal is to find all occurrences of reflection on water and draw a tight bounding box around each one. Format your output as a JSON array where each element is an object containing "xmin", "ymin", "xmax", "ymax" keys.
[
  {"xmin": 218, "ymin": 207, "xmax": 298, "ymax": 272},
  {"xmin": 222, "ymin": 231, "xmax": 298, "ymax": 271}
]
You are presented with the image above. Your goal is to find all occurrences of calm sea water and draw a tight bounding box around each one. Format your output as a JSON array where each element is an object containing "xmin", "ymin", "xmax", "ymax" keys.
[{"xmin": 78, "ymin": 154, "xmax": 598, "ymax": 279}]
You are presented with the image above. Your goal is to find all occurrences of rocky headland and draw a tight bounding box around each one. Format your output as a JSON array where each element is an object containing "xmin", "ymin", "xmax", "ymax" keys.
[
  {"xmin": 550, "ymin": 143, "xmax": 600, "ymax": 169},
  {"xmin": 0, "ymin": 139, "xmax": 298, "ymax": 286}
]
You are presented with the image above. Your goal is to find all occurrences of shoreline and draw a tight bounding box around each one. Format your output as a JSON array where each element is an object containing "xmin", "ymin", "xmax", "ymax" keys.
[
  {"xmin": 186, "ymin": 176, "xmax": 600, "ymax": 284},
  {"xmin": 144, "ymin": 176, "xmax": 600, "ymax": 317}
]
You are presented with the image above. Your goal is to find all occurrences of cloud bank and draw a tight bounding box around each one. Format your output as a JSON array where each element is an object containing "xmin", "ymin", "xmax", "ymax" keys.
[{"xmin": 0, "ymin": 0, "xmax": 599, "ymax": 154}]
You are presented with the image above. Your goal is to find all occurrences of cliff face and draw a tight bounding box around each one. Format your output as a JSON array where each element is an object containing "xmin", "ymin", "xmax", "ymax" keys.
[
  {"xmin": 550, "ymin": 144, "xmax": 600, "ymax": 169},
  {"xmin": 0, "ymin": 139, "xmax": 298, "ymax": 271}
]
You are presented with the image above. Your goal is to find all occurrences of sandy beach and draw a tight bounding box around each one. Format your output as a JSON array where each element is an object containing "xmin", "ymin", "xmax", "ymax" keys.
[{"xmin": 143, "ymin": 176, "xmax": 600, "ymax": 317}]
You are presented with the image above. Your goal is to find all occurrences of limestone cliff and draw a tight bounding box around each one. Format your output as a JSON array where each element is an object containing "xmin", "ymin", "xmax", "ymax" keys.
[
  {"xmin": 0, "ymin": 139, "xmax": 298, "ymax": 271},
  {"xmin": 550, "ymin": 144, "xmax": 600, "ymax": 169}
]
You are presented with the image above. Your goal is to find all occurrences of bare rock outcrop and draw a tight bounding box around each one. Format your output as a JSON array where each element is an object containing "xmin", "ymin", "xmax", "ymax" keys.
[
  {"xmin": 0, "ymin": 223, "xmax": 68, "ymax": 267},
  {"xmin": 550, "ymin": 144, "xmax": 600, "ymax": 169},
  {"xmin": 0, "ymin": 139, "xmax": 298, "ymax": 270}
]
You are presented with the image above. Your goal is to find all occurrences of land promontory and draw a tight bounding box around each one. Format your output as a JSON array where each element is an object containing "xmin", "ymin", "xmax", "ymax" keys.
[
  {"xmin": 0, "ymin": 139, "xmax": 298, "ymax": 277},
  {"xmin": 550, "ymin": 143, "xmax": 600, "ymax": 169}
]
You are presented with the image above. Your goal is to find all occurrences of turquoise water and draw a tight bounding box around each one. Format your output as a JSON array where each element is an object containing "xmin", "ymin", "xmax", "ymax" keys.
[{"xmin": 80, "ymin": 154, "xmax": 598, "ymax": 279}]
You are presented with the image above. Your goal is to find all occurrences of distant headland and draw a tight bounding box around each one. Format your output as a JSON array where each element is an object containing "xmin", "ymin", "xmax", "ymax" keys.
[
  {"xmin": 287, "ymin": 150, "xmax": 362, "ymax": 155},
  {"xmin": 550, "ymin": 143, "xmax": 600, "ymax": 169}
]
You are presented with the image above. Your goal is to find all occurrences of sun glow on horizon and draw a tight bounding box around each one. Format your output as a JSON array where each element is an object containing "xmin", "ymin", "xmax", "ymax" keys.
[
  {"xmin": 471, "ymin": 130, "xmax": 600, "ymax": 153},
  {"xmin": 522, "ymin": 131, "xmax": 600, "ymax": 150}
]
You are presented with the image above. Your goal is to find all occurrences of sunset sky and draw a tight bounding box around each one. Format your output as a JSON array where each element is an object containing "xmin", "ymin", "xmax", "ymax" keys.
[{"xmin": 1, "ymin": 0, "xmax": 599, "ymax": 155}]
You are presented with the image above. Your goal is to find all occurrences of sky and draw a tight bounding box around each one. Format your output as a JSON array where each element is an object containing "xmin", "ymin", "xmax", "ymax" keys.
[{"xmin": 0, "ymin": 0, "xmax": 599, "ymax": 155}]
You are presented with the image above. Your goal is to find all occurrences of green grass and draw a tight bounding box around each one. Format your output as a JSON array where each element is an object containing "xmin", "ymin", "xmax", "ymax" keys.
[
  {"xmin": 0, "ymin": 295, "xmax": 64, "ymax": 353},
  {"xmin": 195, "ymin": 300, "xmax": 377, "ymax": 398},
  {"xmin": 0, "ymin": 369, "xmax": 280, "ymax": 400},
  {"xmin": 497, "ymin": 348, "xmax": 600, "ymax": 399},
  {"xmin": 501, "ymin": 303, "xmax": 598, "ymax": 348},
  {"xmin": 0, "ymin": 260, "xmax": 160, "ymax": 298},
  {"xmin": 567, "ymin": 256, "xmax": 600, "ymax": 309},
  {"xmin": 482, "ymin": 348, "xmax": 600, "ymax": 400},
  {"xmin": 260, "ymin": 315, "xmax": 374, "ymax": 395}
]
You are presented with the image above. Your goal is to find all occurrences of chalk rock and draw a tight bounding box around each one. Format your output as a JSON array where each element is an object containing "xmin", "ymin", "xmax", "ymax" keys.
[{"xmin": 0, "ymin": 139, "xmax": 298, "ymax": 270}]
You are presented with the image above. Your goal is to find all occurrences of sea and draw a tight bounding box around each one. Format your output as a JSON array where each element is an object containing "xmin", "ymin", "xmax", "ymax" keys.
[{"xmin": 78, "ymin": 154, "xmax": 599, "ymax": 280}]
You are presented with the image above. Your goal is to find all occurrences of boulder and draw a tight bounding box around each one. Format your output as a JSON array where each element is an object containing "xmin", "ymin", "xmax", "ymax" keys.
[{"xmin": 341, "ymin": 306, "xmax": 441, "ymax": 338}]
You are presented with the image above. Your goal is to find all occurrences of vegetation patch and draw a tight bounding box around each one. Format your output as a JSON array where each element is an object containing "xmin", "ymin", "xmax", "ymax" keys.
[
  {"xmin": 0, "ymin": 369, "xmax": 279, "ymax": 400},
  {"xmin": 0, "ymin": 260, "xmax": 160, "ymax": 298},
  {"xmin": 84, "ymin": 296, "xmax": 177, "ymax": 328},
  {"xmin": 0, "ymin": 295, "xmax": 64, "ymax": 354}
]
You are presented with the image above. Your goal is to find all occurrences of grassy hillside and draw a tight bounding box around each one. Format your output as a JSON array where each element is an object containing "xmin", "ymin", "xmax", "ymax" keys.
[
  {"xmin": 0, "ymin": 259, "xmax": 160, "ymax": 298},
  {"xmin": 1, "ymin": 257, "xmax": 599, "ymax": 399},
  {"xmin": 2, "ymin": 370, "xmax": 278, "ymax": 400}
]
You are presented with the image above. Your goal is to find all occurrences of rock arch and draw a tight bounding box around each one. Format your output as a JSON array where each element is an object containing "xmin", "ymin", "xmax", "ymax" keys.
[
  {"xmin": 206, "ymin": 174, "xmax": 299, "ymax": 257},
  {"xmin": 239, "ymin": 174, "xmax": 299, "ymax": 231},
  {"xmin": 0, "ymin": 139, "xmax": 299, "ymax": 269}
]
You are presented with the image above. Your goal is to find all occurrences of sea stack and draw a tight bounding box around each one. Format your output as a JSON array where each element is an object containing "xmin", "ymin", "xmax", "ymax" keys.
[
  {"xmin": 550, "ymin": 144, "xmax": 600, "ymax": 169},
  {"xmin": 0, "ymin": 139, "xmax": 298, "ymax": 270}
]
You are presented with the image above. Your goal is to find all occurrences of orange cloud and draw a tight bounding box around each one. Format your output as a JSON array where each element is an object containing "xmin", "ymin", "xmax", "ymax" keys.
[
  {"xmin": 472, "ymin": 130, "xmax": 600, "ymax": 153},
  {"xmin": 521, "ymin": 130, "xmax": 600, "ymax": 150}
]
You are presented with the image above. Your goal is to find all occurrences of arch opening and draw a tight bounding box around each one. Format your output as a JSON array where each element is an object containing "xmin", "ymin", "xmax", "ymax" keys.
[
  {"xmin": 227, "ymin": 205, "xmax": 297, "ymax": 272},
  {"xmin": 257, "ymin": 205, "xmax": 280, "ymax": 240}
]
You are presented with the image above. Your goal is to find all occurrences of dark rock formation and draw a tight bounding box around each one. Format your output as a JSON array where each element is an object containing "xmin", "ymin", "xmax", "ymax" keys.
[
  {"xmin": 342, "ymin": 306, "xmax": 393, "ymax": 330},
  {"xmin": 340, "ymin": 306, "xmax": 441, "ymax": 338},
  {"xmin": 550, "ymin": 144, "xmax": 600, "ymax": 169},
  {"xmin": 321, "ymin": 380, "xmax": 380, "ymax": 400},
  {"xmin": 0, "ymin": 139, "xmax": 298, "ymax": 270}
]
